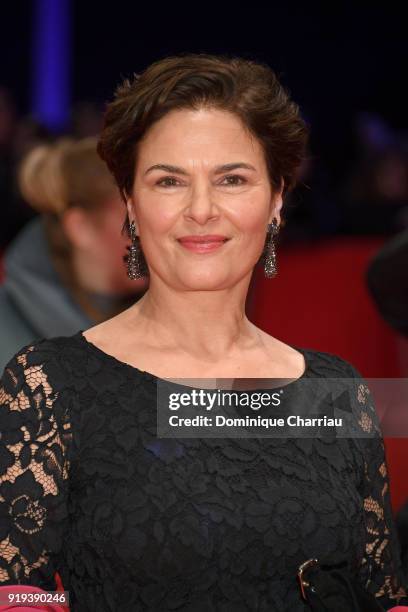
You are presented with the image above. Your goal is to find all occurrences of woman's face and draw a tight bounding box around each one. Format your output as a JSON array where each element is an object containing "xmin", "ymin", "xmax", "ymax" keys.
[{"xmin": 127, "ymin": 107, "xmax": 283, "ymax": 291}]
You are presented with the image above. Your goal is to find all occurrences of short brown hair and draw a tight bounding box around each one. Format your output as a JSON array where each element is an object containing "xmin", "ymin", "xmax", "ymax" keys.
[{"xmin": 97, "ymin": 52, "xmax": 310, "ymax": 232}]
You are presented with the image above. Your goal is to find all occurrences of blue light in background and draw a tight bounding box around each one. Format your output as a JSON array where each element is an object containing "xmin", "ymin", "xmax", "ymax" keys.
[{"xmin": 32, "ymin": 0, "xmax": 71, "ymax": 131}]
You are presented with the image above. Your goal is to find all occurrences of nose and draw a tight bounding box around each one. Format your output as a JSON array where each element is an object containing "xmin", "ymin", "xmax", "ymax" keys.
[{"xmin": 184, "ymin": 180, "xmax": 220, "ymax": 225}]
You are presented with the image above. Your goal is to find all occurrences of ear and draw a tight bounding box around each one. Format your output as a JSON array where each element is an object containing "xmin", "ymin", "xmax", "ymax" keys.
[
  {"xmin": 126, "ymin": 196, "xmax": 138, "ymax": 232},
  {"xmin": 62, "ymin": 206, "xmax": 95, "ymax": 249},
  {"xmin": 268, "ymin": 178, "xmax": 284, "ymax": 226}
]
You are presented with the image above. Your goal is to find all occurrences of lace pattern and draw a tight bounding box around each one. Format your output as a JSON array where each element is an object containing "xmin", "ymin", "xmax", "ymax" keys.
[
  {"xmin": 0, "ymin": 343, "xmax": 71, "ymax": 587},
  {"xmin": 349, "ymin": 370, "xmax": 408, "ymax": 604}
]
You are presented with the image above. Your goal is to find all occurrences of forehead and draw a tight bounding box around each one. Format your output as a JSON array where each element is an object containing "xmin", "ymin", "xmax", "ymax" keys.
[{"xmin": 137, "ymin": 107, "xmax": 263, "ymax": 161}]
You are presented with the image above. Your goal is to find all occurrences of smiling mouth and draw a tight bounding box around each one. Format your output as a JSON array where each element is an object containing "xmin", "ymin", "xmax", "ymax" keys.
[{"xmin": 177, "ymin": 237, "xmax": 230, "ymax": 252}]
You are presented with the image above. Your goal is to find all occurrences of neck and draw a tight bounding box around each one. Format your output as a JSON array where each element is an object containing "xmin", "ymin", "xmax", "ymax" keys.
[{"xmin": 124, "ymin": 273, "xmax": 261, "ymax": 361}]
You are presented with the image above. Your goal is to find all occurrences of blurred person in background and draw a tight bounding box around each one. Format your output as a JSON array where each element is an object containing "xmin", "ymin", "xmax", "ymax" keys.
[{"xmin": 0, "ymin": 136, "xmax": 148, "ymax": 370}]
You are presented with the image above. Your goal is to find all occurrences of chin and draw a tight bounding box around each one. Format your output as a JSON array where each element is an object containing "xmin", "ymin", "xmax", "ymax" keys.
[{"xmin": 176, "ymin": 270, "xmax": 235, "ymax": 290}]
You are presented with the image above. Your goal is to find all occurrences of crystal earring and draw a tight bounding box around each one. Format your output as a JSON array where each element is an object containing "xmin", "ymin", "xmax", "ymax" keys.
[
  {"xmin": 125, "ymin": 220, "xmax": 149, "ymax": 279},
  {"xmin": 260, "ymin": 218, "xmax": 280, "ymax": 278}
]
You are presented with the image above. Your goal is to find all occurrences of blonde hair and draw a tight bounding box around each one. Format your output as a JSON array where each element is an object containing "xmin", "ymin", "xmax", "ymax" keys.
[{"xmin": 18, "ymin": 137, "xmax": 119, "ymax": 217}]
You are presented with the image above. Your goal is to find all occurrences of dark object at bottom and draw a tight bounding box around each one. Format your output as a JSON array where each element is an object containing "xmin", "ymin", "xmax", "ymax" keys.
[{"xmin": 297, "ymin": 558, "xmax": 385, "ymax": 611}]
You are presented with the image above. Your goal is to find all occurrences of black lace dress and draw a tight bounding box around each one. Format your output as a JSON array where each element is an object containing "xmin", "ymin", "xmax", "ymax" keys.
[{"xmin": 0, "ymin": 330, "xmax": 407, "ymax": 611}]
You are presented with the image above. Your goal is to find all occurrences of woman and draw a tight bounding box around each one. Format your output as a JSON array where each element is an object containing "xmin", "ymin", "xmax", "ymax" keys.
[
  {"xmin": 0, "ymin": 137, "xmax": 148, "ymax": 371},
  {"xmin": 0, "ymin": 53, "xmax": 407, "ymax": 611}
]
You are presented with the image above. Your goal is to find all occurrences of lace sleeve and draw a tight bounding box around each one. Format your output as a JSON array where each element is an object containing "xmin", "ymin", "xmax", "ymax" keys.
[
  {"xmin": 348, "ymin": 363, "xmax": 408, "ymax": 608},
  {"xmin": 0, "ymin": 342, "xmax": 71, "ymax": 588}
]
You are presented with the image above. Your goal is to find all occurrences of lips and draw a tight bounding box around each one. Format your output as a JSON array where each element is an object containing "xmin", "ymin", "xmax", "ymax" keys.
[{"xmin": 177, "ymin": 235, "xmax": 229, "ymax": 253}]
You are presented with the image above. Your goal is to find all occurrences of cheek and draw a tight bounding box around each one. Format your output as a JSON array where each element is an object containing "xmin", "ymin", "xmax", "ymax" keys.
[
  {"xmin": 228, "ymin": 200, "xmax": 269, "ymax": 235},
  {"xmin": 139, "ymin": 204, "xmax": 177, "ymax": 240}
]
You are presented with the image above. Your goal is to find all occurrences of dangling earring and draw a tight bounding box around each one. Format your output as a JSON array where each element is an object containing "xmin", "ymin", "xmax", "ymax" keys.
[
  {"xmin": 125, "ymin": 220, "xmax": 149, "ymax": 279},
  {"xmin": 260, "ymin": 218, "xmax": 280, "ymax": 278}
]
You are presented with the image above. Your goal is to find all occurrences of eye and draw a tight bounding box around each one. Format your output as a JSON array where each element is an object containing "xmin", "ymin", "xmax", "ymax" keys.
[
  {"xmin": 156, "ymin": 176, "xmax": 180, "ymax": 187},
  {"xmin": 221, "ymin": 174, "xmax": 247, "ymax": 186}
]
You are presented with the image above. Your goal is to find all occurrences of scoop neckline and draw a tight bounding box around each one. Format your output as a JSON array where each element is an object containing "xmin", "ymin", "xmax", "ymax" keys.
[{"xmin": 75, "ymin": 329, "xmax": 311, "ymax": 392}]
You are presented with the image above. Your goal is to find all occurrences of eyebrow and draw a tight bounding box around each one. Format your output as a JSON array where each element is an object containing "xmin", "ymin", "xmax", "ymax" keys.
[{"xmin": 144, "ymin": 162, "xmax": 256, "ymax": 176}]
